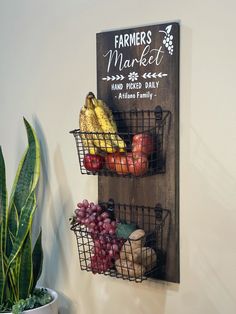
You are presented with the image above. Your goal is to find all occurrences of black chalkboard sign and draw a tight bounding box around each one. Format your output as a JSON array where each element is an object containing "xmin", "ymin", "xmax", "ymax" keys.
[
  {"xmin": 97, "ymin": 23, "xmax": 179, "ymax": 110},
  {"xmin": 97, "ymin": 22, "xmax": 179, "ymax": 283}
]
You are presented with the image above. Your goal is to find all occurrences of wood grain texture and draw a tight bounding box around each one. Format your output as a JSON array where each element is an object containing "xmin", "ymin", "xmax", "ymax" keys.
[{"xmin": 97, "ymin": 22, "xmax": 179, "ymax": 283}]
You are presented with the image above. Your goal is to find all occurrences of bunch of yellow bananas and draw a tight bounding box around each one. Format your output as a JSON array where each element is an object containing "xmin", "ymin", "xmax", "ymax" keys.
[{"xmin": 79, "ymin": 92, "xmax": 126, "ymax": 154}]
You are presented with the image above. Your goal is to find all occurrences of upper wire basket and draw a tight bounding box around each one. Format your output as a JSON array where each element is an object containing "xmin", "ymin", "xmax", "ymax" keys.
[
  {"xmin": 70, "ymin": 200, "xmax": 170, "ymax": 283},
  {"xmin": 70, "ymin": 106, "xmax": 171, "ymax": 177}
]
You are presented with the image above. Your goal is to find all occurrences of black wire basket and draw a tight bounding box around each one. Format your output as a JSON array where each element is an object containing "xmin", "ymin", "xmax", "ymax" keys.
[
  {"xmin": 70, "ymin": 200, "xmax": 170, "ymax": 283},
  {"xmin": 70, "ymin": 107, "xmax": 171, "ymax": 177}
]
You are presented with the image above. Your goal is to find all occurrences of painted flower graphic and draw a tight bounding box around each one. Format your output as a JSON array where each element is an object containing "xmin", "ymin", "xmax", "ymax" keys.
[{"xmin": 128, "ymin": 72, "xmax": 139, "ymax": 82}]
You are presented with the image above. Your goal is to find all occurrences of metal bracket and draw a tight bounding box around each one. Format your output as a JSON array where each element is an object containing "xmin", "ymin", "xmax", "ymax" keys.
[
  {"xmin": 107, "ymin": 198, "xmax": 115, "ymax": 209},
  {"xmin": 107, "ymin": 198, "xmax": 115, "ymax": 220},
  {"xmin": 155, "ymin": 105, "xmax": 163, "ymax": 121},
  {"xmin": 154, "ymin": 203, "xmax": 163, "ymax": 221}
]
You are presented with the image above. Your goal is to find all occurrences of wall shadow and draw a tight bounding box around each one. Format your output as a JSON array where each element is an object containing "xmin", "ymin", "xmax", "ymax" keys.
[{"xmin": 33, "ymin": 117, "xmax": 74, "ymax": 312}]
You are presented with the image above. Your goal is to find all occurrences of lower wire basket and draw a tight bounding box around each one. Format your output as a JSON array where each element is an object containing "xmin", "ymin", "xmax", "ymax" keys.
[{"xmin": 70, "ymin": 200, "xmax": 170, "ymax": 283}]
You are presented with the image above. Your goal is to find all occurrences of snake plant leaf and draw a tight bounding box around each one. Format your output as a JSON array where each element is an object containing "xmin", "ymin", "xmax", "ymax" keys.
[
  {"xmin": 18, "ymin": 232, "xmax": 33, "ymax": 300},
  {"xmin": 0, "ymin": 147, "xmax": 7, "ymax": 223},
  {"xmin": 9, "ymin": 118, "xmax": 40, "ymax": 222},
  {"xmin": 6, "ymin": 150, "xmax": 27, "ymax": 257},
  {"xmin": 32, "ymin": 229, "xmax": 43, "ymax": 290},
  {"xmin": 0, "ymin": 147, "xmax": 8, "ymax": 252},
  {"xmin": 8, "ymin": 191, "xmax": 36, "ymax": 267},
  {"xmin": 6, "ymin": 204, "xmax": 19, "ymax": 257},
  {"xmin": 0, "ymin": 225, "xmax": 6, "ymax": 304},
  {"xmin": 0, "ymin": 147, "xmax": 7, "ymax": 303},
  {"xmin": 7, "ymin": 118, "xmax": 40, "ymax": 256},
  {"xmin": 4, "ymin": 191, "xmax": 36, "ymax": 303},
  {"xmin": 1, "ymin": 119, "xmax": 43, "ymax": 309},
  {"xmin": 10, "ymin": 203, "xmax": 19, "ymax": 231}
]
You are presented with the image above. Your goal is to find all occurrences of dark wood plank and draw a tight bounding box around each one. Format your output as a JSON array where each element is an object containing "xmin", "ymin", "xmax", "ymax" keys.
[{"xmin": 97, "ymin": 22, "xmax": 179, "ymax": 283}]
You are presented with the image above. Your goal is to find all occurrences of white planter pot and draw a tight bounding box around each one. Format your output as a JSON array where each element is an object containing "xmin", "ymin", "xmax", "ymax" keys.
[{"xmin": 1, "ymin": 288, "xmax": 58, "ymax": 314}]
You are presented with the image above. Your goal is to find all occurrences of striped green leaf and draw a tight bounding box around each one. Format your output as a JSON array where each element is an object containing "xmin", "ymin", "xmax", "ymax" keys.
[
  {"xmin": 0, "ymin": 147, "xmax": 7, "ymax": 303},
  {"xmin": 0, "ymin": 147, "xmax": 7, "ymax": 226},
  {"xmin": 32, "ymin": 230, "xmax": 43, "ymax": 290},
  {"xmin": 18, "ymin": 232, "xmax": 33, "ymax": 299},
  {"xmin": 9, "ymin": 118, "xmax": 40, "ymax": 227},
  {"xmin": 6, "ymin": 204, "xmax": 19, "ymax": 257},
  {"xmin": 1, "ymin": 118, "xmax": 41, "ymax": 307},
  {"xmin": 8, "ymin": 191, "xmax": 36, "ymax": 267},
  {"xmin": 0, "ymin": 225, "xmax": 6, "ymax": 304}
]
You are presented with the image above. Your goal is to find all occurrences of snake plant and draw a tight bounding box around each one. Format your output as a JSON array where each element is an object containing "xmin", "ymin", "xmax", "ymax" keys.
[{"xmin": 0, "ymin": 118, "xmax": 48, "ymax": 312}]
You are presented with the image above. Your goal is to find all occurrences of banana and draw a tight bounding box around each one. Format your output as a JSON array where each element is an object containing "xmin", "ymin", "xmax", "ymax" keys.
[
  {"xmin": 89, "ymin": 93, "xmax": 126, "ymax": 151},
  {"xmin": 84, "ymin": 96, "xmax": 116, "ymax": 153},
  {"xmin": 79, "ymin": 106, "xmax": 99, "ymax": 155},
  {"xmin": 96, "ymin": 99, "xmax": 117, "ymax": 133}
]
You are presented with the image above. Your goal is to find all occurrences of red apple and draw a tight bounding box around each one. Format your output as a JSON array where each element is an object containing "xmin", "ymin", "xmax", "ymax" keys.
[
  {"xmin": 83, "ymin": 154, "xmax": 104, "ymax": 172},
  {"xmin": 114, "ymin": 154, "xmax": 130, "ymax": 175},
  {"xmin": 132, "ymin": 133, "xmax": 154, "ymax": 155},
  {"xmin": 105, "ymin": 153, "xmax": 118, "ymax": 171},
  {"xmin": 128, "ymin": 152, "xmax": 149, "ymax": 176}
]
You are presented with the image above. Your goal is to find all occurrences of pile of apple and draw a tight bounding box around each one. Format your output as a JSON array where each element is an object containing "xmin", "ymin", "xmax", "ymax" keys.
[
  {"xmin": 83, "ymin": 132, "xmax": 154, "ymax": 176},
  {"xmin": 105, "ymin": 133, "xmax": 153, "ymax": 176},
  {"xmin": 73, "ymin": 199, "xmax": 124, "ymax": 273}
]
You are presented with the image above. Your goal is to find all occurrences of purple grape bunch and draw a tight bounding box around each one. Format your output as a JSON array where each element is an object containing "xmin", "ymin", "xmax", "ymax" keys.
[{"xmin": 73, "ymin": 199, "xmax": 124, "ymax": 273}]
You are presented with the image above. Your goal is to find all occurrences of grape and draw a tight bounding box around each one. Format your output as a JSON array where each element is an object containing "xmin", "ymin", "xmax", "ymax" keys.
[
  {"xmin": 112, "ymin": 238, "xmax": 118, "ymax": 244},
  {"xmin": 103, "ymin": 223, "xmax": 111, "ymax": 231},
  {"xmin": 73, "ymin": 199, "xmax": 123, "ymax": 274},
  {"xmin": 84, "ymin": 218, "xmax": 90, "ymax": 225},
  {"xmin": 99, "ymin": 236, "xmax": 106, "ymax": 245},
  {"xmin": 109, "ymin": 249, "xmax": 115, "ymax": 257},
  {"xmin": 100, "ymin": 249, "xmax": 106, "ymax": 256},
  {"xmin": 82, "ymin": 199, "xmax": 89, "ymax": 208},
  {"xmin": 103, "ymin": 218, "xmax": 111, "ymax": 224},
  {"xmin": 112, "ymin": 244, "xmax": 119, "ymax": 252},
  {"xmin": 94, "ymin": 247, "xmax": 100, "ymax": 254},
  {"xmin": 78, "ymin": 211, "xmax": 86, "ymax": 218},
  {"xmin": 87, "ymin": 208, "xmax": 93, "ymax": 215},
  {"xmin": 96, "ymin": 205, "xmax": 102, "ymax": 212},
  {"xmin": 109, "ymin": 229, "xmax": 115, "ymax": 235},
  {"xmin": 101, "ymin": 212, "xmax": 109, "ymax": 219},
  {"xmin": 91, "ymin": 205, "xmax": 97, "ymax": 211},
  {"xmin": 111, "ymin": 221, "xmax": 117, "ymax": 227},
  {"xmin": 80, "ymin": 218, "xmax": 85, "ymax": 224},
  {"xmin": 90, "ymin": 214, "xmax": 96, "ymax": 222},
  {"xmin": 89, "ymin": 222, "xmax": 96, "ymax": 229},
  {"xmin": 76, "ymin": 217, "xmax": 81, "ymax": 224},
  {"xmin": 94, "ymin": 239, "xmax": 100, "ymax": 247}
]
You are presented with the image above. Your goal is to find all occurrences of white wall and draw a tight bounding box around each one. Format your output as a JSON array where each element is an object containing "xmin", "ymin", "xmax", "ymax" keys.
[{"xmin": 1, "ymin": 0, "xmax": 236, "ymax": 313}]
